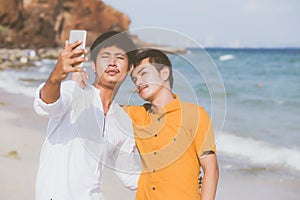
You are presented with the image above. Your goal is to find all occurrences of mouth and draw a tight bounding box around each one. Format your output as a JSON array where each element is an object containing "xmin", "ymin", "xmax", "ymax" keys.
[
  {"xmin": 105, "ymin": 69, "xmax": 119, "ymax": 75},
  {"xmin": 138, "ymin": 85, "xmax": 148, "ymax": 94}
]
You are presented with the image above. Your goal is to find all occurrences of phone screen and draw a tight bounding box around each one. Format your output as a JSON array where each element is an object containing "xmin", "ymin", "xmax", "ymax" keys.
[
  {"xmin": 69, "ymin": 30, "xmax": 87, "ymax": 67},
  {"xmin": 69, "ymin": 30, "xmax": 87, "ymax": 50}
]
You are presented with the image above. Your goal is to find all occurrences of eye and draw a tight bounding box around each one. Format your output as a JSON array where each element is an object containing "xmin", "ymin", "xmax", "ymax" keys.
[
  {"xmin": 117, "ymin": 56, "xmax": 125, "ymax": 60},
  {"xmin": 141, "ymin": 71, "xmax": 147, "ymax": 76},
  {"xmin": 101, "ymin": 55, "xmax": 109, "ymax": 59}
]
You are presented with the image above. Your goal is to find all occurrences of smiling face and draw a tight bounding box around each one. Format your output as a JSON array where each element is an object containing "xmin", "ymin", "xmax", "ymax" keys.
[
  {"xmin": 93, "ymin": 45, "xmax": 129, "ymax": 89},
  {"xmin": 131, "ymin": 58, "xmax": 169, "ymax": 102}
]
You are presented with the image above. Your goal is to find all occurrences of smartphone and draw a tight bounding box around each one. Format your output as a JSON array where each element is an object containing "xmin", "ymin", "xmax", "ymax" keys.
[{"xmin": 69, "ymin": 30, "xmax": 87, "ymax": 67}]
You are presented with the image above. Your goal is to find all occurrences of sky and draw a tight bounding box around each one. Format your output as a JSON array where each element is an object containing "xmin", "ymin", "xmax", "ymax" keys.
[{"xmin": 104, "ymin": 0, "xmax": 300, "ymax": 48}]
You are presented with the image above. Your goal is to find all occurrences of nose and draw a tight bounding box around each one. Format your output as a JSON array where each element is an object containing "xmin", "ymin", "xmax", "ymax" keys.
[{"xmin": 108, "ymin": 57, "xmax": 117, "ymax": 66}]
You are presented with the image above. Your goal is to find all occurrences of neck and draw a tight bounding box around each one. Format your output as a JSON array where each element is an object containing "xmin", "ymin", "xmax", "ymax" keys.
[
  {"xmin": 93, "ymin": 82, "xmax": 120, "ymax": 115},
  {"xmin": 151, "ymin": 88, "xmax": 174, "ymax": 109}
]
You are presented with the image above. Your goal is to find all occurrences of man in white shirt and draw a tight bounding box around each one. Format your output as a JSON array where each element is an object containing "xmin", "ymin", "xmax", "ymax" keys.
[{"xmin": 34, "ymin": 31, "xmax": 141, "ymax": 200}]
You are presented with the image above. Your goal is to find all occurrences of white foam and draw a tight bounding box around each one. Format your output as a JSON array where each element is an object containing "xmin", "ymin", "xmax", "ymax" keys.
[
  {"xmin": 0, "ymin": 70, "xmax": 37, "ymax": 97},
  {"xmin": 217, "ymin": 133, "xmax": 300, "ymax": 171},
  {"xmin": 219, "ymin": 54, "xmax": 235, "ymax": 61}
]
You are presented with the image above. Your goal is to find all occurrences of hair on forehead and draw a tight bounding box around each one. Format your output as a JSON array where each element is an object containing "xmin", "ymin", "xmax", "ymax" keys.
[
  {"xmin": 90, "ymin": 31, "xmax": 137, "ymax": 65},
  {"xmin": 134, "ymin": 49, "xmax": 171, "ymax": 68},
  {"xmin": 133, "ymin": 49, "xmax": 174, "ymax": 88}
]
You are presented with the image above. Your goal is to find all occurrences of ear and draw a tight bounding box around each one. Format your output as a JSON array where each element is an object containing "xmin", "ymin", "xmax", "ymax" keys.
[
  {"xmin": 128, "ymin": 63, "xmax": 134, "ymax": 75},
  {"xmin": 160, "ymin": 67, "xmax": 170, "ymax": 81},
  {"xmin": 91, "ymin": 61, "xmax": 96, "ymax": 73}
]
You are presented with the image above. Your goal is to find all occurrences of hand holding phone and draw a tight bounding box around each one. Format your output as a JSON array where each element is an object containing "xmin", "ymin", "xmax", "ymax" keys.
[{"xmin": 69, "ymin": 30, "xmax": 87, "ymax": 68}]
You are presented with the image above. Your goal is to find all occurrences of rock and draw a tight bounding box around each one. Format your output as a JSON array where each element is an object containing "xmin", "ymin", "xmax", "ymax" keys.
[
  {"xmin": 4, "ymin": 150, "xmax": 21, "ymax": 160},
  {"xmin": 19, "ymin": 56, "xmax": 28, "ymax": 64},
  {"xmin": 0, "ymin": 61, "xmax": 11, "ymax": 70},
  {"xmin": 0, "ymin": 48, "xmax": 42, "ymax": 69},
  {"xmin": 38, "ymin": 48, "xmax": 62, "ymax": 60},
  {"xmin": 0, "ymin": 0, "xmax": 131, "ymax": 49},
  {"xmin": 132, "ymin": 35, "xmax": 187, "ymax": 54}
]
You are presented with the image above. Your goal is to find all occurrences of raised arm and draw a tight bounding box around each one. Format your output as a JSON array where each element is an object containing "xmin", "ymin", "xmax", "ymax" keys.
[{"xmin": 40, "ymin": 40, "xmax": 86, "ymax": 104}]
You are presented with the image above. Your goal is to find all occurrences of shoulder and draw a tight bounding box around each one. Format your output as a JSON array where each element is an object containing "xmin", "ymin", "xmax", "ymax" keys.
[
  {"xmin": 121, "ymin": 103, "xmax": 150, "ymax": 121},
  {"xmin": 180, "ymin": 101, "xmax": 206, "ymax": 112},
  {"xmin": 122, "ymin": 104, "xmax": 150, "ymax": 114},
  {"xmin": 61, "ymin": 80, "xmax": 76, "ymax": 87},
  {"xmin": 111, "ymin": 103, "xmax": 135, "ymax": 136},
  {"xmin": 180, "ymin": 101, "xmax": 210, "ymax": 121},
  {"xmin": 114, "ymin": 103, "xmax": 132, "ymax": 120},
  {"xmin": 60, "ymin": 80, "xmax": 78, "ymax": 94}
]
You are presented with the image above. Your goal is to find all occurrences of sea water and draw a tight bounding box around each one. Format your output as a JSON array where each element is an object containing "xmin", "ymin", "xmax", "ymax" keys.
[{"xmin": 1, "ymin": 48, "xmax": 299, "ymax": 175}]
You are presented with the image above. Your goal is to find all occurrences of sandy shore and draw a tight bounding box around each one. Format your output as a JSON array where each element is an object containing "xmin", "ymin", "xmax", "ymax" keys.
[
  {"xmin": 0, "ymin": 90, "xmax": 45, "ymax": 200},
  {"xmin": 0, "ymin": 89, "xmax": 299, "ymax": 200}
]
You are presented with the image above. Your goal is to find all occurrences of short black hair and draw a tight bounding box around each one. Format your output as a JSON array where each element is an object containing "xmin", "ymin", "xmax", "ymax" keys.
[
  {"xmin": 90, "ymin": 31, "xmax": 137, "ymax": 67},
  {"xmin": 133, "ymin": 49, "xmax": 174, "ymax": 88}
]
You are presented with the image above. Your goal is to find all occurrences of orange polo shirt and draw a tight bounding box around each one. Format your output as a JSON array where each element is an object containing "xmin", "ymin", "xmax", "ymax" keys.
[{"xmin": 124, "ymin": 95, "xmax": 216, "ymax": 200}]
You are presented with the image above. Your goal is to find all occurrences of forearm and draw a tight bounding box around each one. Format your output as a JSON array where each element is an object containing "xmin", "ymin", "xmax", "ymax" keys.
[
  {"xmin": 40, "ymin": 40, "xmax": 86, "ymax": 104},
  {"xmin": 201, "ymin": 167, "xmax": 219, "ymax": 200},
  {"xmin": 40, "ymin": 77, "xmax": 61, "ymax": 104}
]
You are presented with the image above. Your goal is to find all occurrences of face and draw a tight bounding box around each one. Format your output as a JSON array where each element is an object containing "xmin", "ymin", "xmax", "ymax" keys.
[
  {"xmin": 93, "ymin": 45, "xmax": 129, "ymax": 88},
  {"xmin": 131, "ymin": 58, "xmax": 166, "ymax": 102}
]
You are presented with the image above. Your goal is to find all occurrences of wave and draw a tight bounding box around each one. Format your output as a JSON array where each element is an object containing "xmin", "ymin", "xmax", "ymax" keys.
[
  {"xmin": 239, "ymin": 98, "xmax": 300, "ymax": 107},
  {"xmin": 217, "ymin": 133, "xmax": 300, "ymax": 171},
  {"xmin": 0, "ymin": 70, "xmax": 39, "ymax": 97},
  {"xmin": 219, "ymin": 54, "xmax": 235, "ymax": 61}
]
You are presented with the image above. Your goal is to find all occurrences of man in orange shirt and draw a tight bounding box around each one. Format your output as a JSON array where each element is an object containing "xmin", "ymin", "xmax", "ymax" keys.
[
  {"xmin": 73, "ymin": 47, "xmax": 219, "ymax": 199},
  {"xmin": 124, "ymin": 49, "xmax": 219, "ymax": 200}
]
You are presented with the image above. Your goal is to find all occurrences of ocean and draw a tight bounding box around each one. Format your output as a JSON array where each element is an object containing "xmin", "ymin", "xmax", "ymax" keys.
[{"xmin": 1, "ymin": 48, "xmax": 299, "ymax": 176}]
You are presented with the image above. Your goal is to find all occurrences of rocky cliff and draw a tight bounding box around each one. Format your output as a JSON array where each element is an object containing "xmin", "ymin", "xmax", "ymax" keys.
[{"xmin": 0, "ymin": 0, "xmax": 131, "ymax": 49}]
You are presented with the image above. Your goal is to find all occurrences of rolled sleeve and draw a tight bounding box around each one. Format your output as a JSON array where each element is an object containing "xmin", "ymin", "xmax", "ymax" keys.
[
  {"xmin": 195, "ymin": 108, "xmax": 216, "ymax": 158},
  {"xmin": 33, "ymin": 81, "xmax": 74, "ymax": 118}
]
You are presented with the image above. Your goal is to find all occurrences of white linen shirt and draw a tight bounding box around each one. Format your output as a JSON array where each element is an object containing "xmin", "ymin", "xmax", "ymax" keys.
[{"xmin": 34, "ymin": 80, "xmax": 140, "ymax": 200}]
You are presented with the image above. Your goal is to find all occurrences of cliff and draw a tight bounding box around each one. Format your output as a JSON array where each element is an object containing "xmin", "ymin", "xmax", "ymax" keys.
[{"xmin": 0, "ymin": 0, "xmax": 131, "ymax": 48}]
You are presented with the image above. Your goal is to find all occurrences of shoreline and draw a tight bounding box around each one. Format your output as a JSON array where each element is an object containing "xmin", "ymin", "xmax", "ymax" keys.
[{"xmin": 0, "ymin": 89, "xmax": 299, "ymax": 199}]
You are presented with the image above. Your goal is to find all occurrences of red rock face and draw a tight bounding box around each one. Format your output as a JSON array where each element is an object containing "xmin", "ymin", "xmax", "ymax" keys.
[{"xmin": 0, "ymin": 0, "xmax": 130, "ymax": 48}]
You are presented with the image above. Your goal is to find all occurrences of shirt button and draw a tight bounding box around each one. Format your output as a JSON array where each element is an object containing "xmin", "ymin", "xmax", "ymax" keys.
[
  {"xmin": 152, "ymin": 187, "xmax": 156, "ymax": 190},
  {"xmin": 173, "ymin": 137, "xmax": 177, "ymax": 141},
  {"xmin": 152, "ymin": 169, "xmax": 156, "ymax": 172},
  {"xmin": 154, "ymin": 134, "xmax": 157, "ymax": 137},
  {"xmin": 157, "ymin": 118, "xmax": 160, "ymax": 122},
  {"xmin": 153, "ymin": 152, "xmax": 157, "ymax": 155}
]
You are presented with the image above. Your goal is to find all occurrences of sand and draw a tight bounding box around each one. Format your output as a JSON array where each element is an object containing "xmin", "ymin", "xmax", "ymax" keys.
[
  {"xmin": 0, "ymin": 89, "xmax": 299, "ymax": 200},
  {"xmin": 0, "ymin": 90, "xmax": 136, "ymax": 200}
]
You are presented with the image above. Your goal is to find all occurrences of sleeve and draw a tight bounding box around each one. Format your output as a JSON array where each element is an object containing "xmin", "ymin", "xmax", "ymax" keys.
[
  {"xmin": 106, "ymin": 106, "xmax": 141, "ymax": 190},
  {"xmin": 33, "ymin": 81, "xmax": 74, "ymax": 118},
  {"xmin": 195, "ymin": 107, "xmax": 216, "ymax": 158},
  {"xmin": 114, "ymin": 137, "xmax": 141, "ymax": 190}
]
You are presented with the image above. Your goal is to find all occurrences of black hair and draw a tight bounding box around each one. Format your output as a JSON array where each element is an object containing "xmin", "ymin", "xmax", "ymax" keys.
[
  {"xmin": 133, "ymin": 49, "xmax": 174, "ymax": 88},
  {"xmin": 90, "ymin": 31, "xmax": 137, "ymax": 67}
]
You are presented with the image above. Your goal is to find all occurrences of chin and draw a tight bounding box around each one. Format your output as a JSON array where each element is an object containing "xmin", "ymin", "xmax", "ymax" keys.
[
  {"xmin": 106, "ymin": 77, "xmax": 120, "ymax": 84},
  {"xmin": 139, "ymin": 92, "xmax": 153, "ymax": 102}
]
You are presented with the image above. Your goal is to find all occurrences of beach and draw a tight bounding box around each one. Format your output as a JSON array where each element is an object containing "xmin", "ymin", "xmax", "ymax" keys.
[
  {"xmin": 1, "ymin": 89, "xmax": 299, "ymax": 200},
  {"xmin": 1, "ymin": 46, "xmax": 300, "ymax": 200},
  {"xmin": 0, "ymin": 90, "xmax": 44, "ymax": 199},
  {"xmin": 0, "ymin": 89, "xmax": 136, "ymax": 199}
]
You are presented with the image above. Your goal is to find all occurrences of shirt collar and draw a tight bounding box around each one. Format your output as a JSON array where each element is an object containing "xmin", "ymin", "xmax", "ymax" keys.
[
  {"xmin": 90, "ymin": 84, "xmax": 117, "ymax": 116},
  {"xmin": 149, "ymin": 94, "xmax": 181, "ymax": 115}
]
